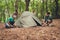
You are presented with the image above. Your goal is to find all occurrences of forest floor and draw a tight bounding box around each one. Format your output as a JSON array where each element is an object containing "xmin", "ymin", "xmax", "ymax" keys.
[{"xmin": 0, "ymin": 19, "xmax": 60, "ymax": 40}]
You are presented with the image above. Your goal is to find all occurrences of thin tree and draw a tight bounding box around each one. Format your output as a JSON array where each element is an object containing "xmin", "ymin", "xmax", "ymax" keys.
[
  {"xmin": 15, "ymin": 0, "xmax": 18, "ymax": 16},
  {"xmin": 5, "ymin": 0, "xmax": 10, "ymax": 17},
  {"xmin": 46, "ymin": 0, "xmax": 48, "ymax": 12},
  {"xmin": 55, "ymin": 0, "xmax": 60, "ymax": 18},
  {"xmin": 42, "ymin": 0, "xmax": 44, "ymax": 18},
  {"xmin": 25, "ymin": 0, "xmax": 30, "ymax": 11}
]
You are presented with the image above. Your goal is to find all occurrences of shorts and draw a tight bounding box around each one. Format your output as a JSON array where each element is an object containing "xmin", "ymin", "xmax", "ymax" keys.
[
  {"xmin": 5, "ymin": 23, "xmax": 14, "ymax": 28},
  {"xmin": 46, "ymin": 19, "xmax": 52, "ymax": 24},
  {"xmin": 5, "ymin": 23, "xmax": 10, "ymax": 28}
]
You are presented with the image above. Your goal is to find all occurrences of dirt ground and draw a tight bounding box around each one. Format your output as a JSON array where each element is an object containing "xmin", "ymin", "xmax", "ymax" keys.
[{"xmin": 0, "ymin": 19, "xmax": 60, "ymax": 40}]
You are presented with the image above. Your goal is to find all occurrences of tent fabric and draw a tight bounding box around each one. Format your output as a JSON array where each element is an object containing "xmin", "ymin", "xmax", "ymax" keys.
[{"xmin": 15, "ymin": 11, "xmax": 42, "ymax": 28}]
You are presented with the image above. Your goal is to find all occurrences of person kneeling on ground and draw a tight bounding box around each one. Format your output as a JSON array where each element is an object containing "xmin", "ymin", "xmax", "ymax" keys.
[
  {"xmin": 43, "ymin": 12, "xmax": 53, "ymax": 26},
  {"xmin": 5, "ymin": 13, "xmax": 17, "ymax": 28}
]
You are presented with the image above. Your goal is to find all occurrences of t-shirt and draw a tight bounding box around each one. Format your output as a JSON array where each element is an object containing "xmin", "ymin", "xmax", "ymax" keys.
[
  {"xmin": 6, "ymin": 17, "xmax": 15, "ymax": 25},
  {"xmin": 45, "ymin": 15, "xmax": 52, "ymax": 22}
]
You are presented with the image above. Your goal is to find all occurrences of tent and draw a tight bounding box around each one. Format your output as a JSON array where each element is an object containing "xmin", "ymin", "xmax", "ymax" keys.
[{"xmin": 15, "ymin": 11, "xmax": 42, "ymax": 28}]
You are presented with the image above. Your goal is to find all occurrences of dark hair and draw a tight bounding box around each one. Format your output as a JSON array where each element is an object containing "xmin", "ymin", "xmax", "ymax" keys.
[
  {"xmin": 47, "ymin": 12, "xmax": 50, "ymax": 14},
  {"xmin": 13, "ymin": 13, "xmax": 18, "ymax": 16}
]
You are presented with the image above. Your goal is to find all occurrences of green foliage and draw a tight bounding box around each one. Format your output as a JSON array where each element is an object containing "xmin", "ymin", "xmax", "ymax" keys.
[{"xmin": 0, "ymin": 0, "xmax": 60, "ymax": 22}]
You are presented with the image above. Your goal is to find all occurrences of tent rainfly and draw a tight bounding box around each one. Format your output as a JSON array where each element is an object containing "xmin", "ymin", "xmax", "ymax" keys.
[{"xmin": 15, "ymin": 11, "xmax": 42, "ymax": 28}]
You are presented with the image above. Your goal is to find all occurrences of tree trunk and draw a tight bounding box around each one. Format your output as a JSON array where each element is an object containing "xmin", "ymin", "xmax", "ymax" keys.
[
  {"xmin": 25, "ymin": 0, "xmax": 30, "ymax": 11},
  {"xmin": 33, "ymin": 0, "xmax": 34, "ymax": 10},
  {"xmin": 20, "ymin": 0, "xmax": 21, "ymax": 12},
  {"xmin": 5, "ymin": 0, "xmax": 10, "ymax": 17},
  {"xmin": 36, "ymin": 4, "xmax": 38, "ymax": 17},
  {"xmin": 15, "ymin": 0, "xmax": 18, "ymax": 16},
  {"xmin": 2, "ymin": 10, "xmax": 5, "ymax": 22},
  {"xmin": 40, "ymin": 0, "xmax": 44, "ymax": 19},
  {"xmin": 46, "ymin": 0, "xmax": 48, "ymax": 12},
  {"xmin": 42, "ymin": 0, "xmax": 44, "ymax": 18},
  {"xmin": 55, "ymin": 0, "xmax": 60, "ymax": 18}
]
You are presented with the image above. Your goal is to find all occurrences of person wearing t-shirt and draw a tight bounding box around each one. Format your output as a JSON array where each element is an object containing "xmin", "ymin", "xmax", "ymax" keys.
[{"xmin": 5, "ymin": 14, "xmax": 17, "ymax": 28}]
